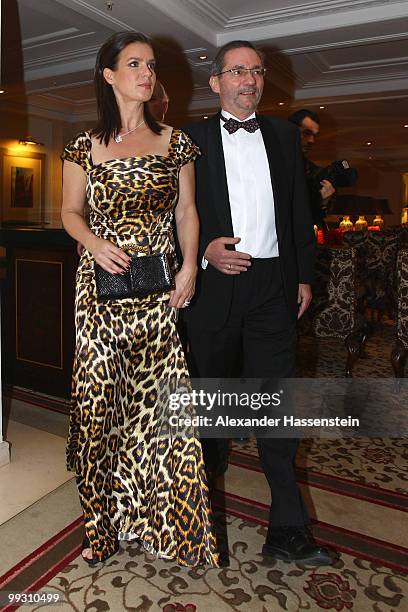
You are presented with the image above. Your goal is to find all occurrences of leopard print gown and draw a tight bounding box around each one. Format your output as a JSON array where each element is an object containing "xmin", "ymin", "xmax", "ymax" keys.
[{"xmin": 61, "ymin": 129, "xmax": 218, "ymax": 566}]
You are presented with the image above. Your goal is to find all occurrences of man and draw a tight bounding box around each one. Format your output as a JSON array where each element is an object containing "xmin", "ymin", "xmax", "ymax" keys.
[
  {"xmin": 183, "ymin": 41, "xmax": 333, "ymax": 565},
  {"xmin": 288, "ymin": 109, "xmax": 335, "ymax": 226}
]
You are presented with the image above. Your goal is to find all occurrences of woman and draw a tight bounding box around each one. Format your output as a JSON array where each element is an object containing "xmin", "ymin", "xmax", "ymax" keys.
[{"xmin": 61, "ymin": 31, "xmax": 218, "ymax": 567}]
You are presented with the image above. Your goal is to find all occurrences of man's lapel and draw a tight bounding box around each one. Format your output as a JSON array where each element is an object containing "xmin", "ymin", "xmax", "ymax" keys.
[
  {"xmin": 206, "ymin": 112, "xmax": 234, "ymax": 236},
  {"xmin": 257, "ymin": 114, "xmax": 290, "ymax": 238}
]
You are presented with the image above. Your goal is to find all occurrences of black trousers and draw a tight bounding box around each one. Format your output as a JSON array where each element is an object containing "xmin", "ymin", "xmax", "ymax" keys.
[{"xmin": 187, "ymin": 258, "xmax": 310, "ymax": 527}]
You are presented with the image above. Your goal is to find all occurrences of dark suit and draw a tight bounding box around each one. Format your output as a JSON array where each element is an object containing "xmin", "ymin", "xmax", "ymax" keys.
[{"xmin": 183, "ymin": 112, "xmax": 315, "ymax": 527}]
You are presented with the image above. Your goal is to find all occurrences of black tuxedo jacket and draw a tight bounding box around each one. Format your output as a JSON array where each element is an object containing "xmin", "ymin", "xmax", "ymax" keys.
[{"xmin": 183, "ymin": 112, "xmax": 315, "ymax": 331}]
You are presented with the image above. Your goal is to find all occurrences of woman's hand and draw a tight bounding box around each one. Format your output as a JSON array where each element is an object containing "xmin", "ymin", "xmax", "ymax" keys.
[
  {"xmin": 86, "ymin": 235, "xmax": 131, "ymax": 274},
  {"xmin": 168, "ymin": 264, "xmax": 197, "ymax": 309}
]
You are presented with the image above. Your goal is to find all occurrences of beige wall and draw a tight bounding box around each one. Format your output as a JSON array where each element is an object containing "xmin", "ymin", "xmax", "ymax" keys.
[{"xmin": 0, "ymin": 111, "xmax": 87, "ymax": 227}]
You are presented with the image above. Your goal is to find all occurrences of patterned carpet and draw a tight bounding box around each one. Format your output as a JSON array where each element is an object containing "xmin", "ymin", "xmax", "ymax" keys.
[
  {"xmin": 233, "ymin": 437, "xmax": 408, "ymax": 495},
  {"xmin": 5, "ymin": 515, "xmax": 405, "ymax": 612},
  {"xmin": 1, "ymin": 319, "xmax": 407, "ymax": 611}
]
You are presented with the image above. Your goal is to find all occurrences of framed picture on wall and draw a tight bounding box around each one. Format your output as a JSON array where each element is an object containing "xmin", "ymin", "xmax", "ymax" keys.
[{"xmin": 1, "ymin": 150, "xmax": 45, "ymax": 223}]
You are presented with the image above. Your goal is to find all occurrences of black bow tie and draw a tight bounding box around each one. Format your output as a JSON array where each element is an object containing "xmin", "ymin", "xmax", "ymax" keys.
[{"xmin": 221, "ymin": 115, "xmax": 260, "ymax": 134}]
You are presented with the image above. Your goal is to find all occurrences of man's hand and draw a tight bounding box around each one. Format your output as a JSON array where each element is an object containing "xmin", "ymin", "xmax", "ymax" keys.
[
  {"xmin": 298, "ymin": 283, "xmax": 312, "ymax": 319},
  {"xmin": 320, "ymin": 179, "xmax": 335, "ymax": 201},
  {"xmin": 204, "ymin": 237, "xmax": 251, "ymax": 274}
]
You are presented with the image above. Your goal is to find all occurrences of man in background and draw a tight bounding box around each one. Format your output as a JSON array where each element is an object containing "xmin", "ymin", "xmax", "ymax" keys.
[
  {"xmin": 148, "ymin": 80, "xmax": 169, "ymax": 122},
  {"xmin": 288, "ymin": 109, "xmax": 335, "ymax": 226}
]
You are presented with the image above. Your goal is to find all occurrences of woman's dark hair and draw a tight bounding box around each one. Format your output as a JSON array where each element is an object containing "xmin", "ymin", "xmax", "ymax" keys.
[{"xmin": 92, "ymin": 31, "xmax": 162, "ymax": 145}]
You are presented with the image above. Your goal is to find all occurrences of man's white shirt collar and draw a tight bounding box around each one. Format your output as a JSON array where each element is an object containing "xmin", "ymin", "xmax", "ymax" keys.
[{"xmin": 220, "ymin": 109, "xmax": 256, "ymax": 122}]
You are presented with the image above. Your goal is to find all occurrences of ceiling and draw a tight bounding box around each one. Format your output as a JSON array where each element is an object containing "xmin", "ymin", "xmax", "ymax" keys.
[{"xmin": 1, "ymin": 0, "xmax": 408, "ymax": 168}]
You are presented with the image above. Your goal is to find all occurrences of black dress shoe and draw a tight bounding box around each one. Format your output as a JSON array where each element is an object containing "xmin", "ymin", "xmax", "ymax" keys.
[{"xmin": 262, "ymin": 526, "xmax": 334, "ymax": 566}]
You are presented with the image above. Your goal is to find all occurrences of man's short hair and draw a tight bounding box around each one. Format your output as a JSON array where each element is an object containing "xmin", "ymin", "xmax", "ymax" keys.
[
  {"xmin": 210, "ymin": 40, "xmax": 265, "ymax": 76},
  {"xmin": 288, "ymin": 109, "xmax": 320, "ymax": 127}
]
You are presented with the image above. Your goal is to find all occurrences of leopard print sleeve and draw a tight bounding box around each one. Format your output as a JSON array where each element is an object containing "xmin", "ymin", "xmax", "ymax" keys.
[
  {"xmin": 61, "ymin": 131, "xmax": 92, "ymax": 173},
  {"xmin": 175, "ymin": 130, "xmax": 201, "ymax": 167}
]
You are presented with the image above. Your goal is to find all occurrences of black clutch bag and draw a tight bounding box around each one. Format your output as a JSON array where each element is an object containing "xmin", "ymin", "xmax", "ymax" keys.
[{"xmin": 95, "ymin": 253, "xmax": 175, "ymax": 300}]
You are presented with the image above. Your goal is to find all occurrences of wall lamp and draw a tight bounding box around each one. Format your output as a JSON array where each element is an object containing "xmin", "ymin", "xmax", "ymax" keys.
[{"xmin": 19, "ymin": 137, "xmax": 44, "ymax": 146}]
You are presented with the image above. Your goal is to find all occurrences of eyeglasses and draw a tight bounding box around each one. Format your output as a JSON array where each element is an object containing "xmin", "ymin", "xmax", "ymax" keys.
[{"xmin": 214, "ymin": 67, "xmax": 266, "ymax": 78}]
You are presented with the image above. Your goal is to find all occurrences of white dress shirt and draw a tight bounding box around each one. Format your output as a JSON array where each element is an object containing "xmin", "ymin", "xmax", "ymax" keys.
[{"xmin": 220, "ymin": 109, "xmax": 279, "ymax": 259}]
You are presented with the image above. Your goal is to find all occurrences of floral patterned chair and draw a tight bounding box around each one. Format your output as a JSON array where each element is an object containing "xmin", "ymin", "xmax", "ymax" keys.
[
  {"xmin": 395, "ymin": 225, "xmax": 408, "ymax": 247},
  {"xmin": 301, "ymin": 245, "xmax": 369, "ymax": 376},
  {"xmin": 342, "ymin": 229, "xmax": 400, "ymax": 320},
  {"xmin": 391, "ymin": 248, "xmax": 408, "ymax": 379}
]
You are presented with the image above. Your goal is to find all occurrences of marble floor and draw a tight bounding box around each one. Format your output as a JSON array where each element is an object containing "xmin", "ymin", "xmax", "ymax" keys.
[
  {"xmin": 0, "ymin": 478, "xmax": 80, "ymax": 576},
  {"xmin": 0, "ymin": 400, "xmax": 72, "ymax": 525},
  {"xmin": 0, "ymin": 420, "xmax": 72, "ymax": 526},
  {"xmin": 0, "ymin": 396, "xmax": 79, "ymax": 574}
]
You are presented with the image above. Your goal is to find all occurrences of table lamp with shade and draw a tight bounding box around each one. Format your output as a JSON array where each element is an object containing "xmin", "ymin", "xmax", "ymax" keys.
[
  {"xmin": 332, "ymin": 195, "xmax": 391, "ymax": 230},
  {"xmin": 330, "ymin": 194, "xmax": 355, "ymax": 231}
]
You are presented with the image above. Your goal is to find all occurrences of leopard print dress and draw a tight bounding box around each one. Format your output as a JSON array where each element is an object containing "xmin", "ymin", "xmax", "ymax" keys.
[{"xmin": 61, "ymin": 129, "xmax": 218, "ymax": 566}]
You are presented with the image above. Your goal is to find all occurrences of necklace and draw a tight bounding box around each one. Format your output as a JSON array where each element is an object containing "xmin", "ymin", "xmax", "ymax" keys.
[{"xmin": 115, "ymin": 119, "xmax": 145, "ymax": 143}]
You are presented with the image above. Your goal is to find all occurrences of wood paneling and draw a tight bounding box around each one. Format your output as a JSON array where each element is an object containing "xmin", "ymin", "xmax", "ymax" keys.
[{"xmin": 1, "ymin": 228, "xmax": 77, "ymax": 399}]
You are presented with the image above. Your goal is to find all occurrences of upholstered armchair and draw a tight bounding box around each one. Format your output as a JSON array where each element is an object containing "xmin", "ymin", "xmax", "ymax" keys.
[
  {"xmin": 391, "ymin": 248, "xmax": 408, "ymax": 379},
  {"xmin": 343, "ymin": 229, "xmax": 399, "ymax": 320},
  {"xmin": 301, "ymin": 245, "xmax": 369, "ymax": 376}
]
